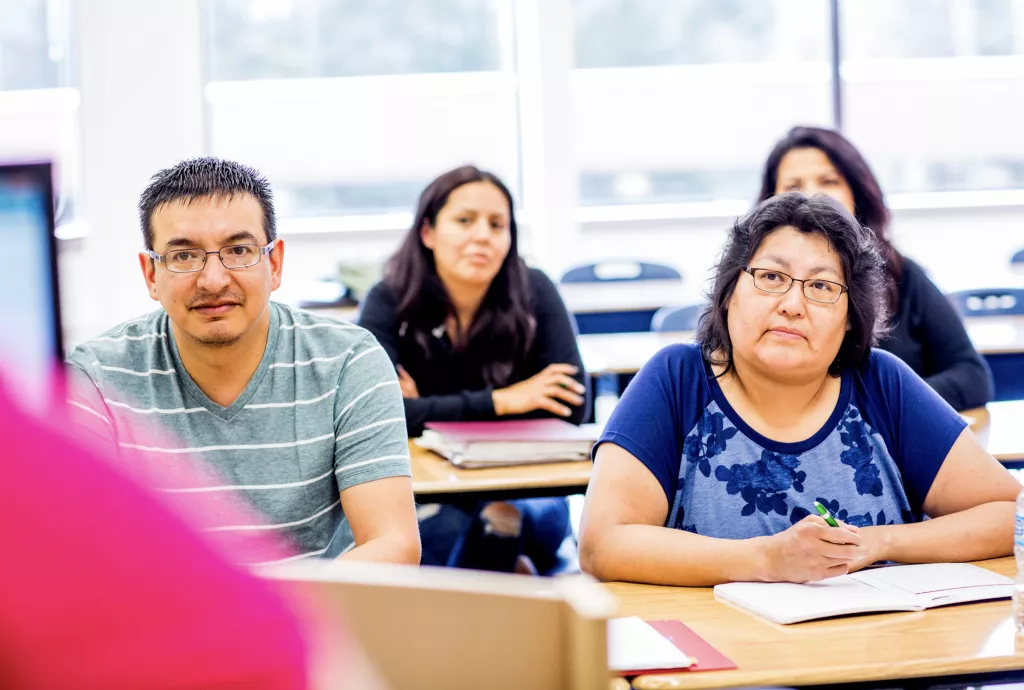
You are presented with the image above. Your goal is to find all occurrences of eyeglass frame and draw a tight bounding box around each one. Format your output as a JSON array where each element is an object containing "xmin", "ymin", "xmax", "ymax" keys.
[
  {"xmin": 145, "ymin": 239, "xmax": 278, "ymax": 274},
  {"xmin": 741, "ymin": 265, "xmax": 849, "ymax": 304}
]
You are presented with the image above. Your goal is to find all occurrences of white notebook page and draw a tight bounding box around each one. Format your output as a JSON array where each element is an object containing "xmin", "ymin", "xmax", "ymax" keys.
[
  {"xmin": 716, "ymin": 577, "xmax": 914, "ymax": 624},
  {"xmin": 607, "ymin": 616, "xmax": 692, "ymax": 673},
  {"xmin": 852, "ymin": 563, "xmax": 1012, "ymax": 596}
]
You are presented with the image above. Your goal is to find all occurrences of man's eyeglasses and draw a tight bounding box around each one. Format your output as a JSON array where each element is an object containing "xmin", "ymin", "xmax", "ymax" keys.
[
  {"xmin": 146, "ymin": 239, "xmax": 277, "ymax": 273},
  {"xmin": 742, "ymin": 266, "xmax": 848, "ymax": 304}
]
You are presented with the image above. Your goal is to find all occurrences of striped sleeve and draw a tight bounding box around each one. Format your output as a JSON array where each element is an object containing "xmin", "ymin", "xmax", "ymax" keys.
[
  {"xmin": 332, "ymin": 332, "xmax": 411, "ymax": 492},
  {"xmin": 64, "ymin": 360, "xmax": 119, "ymax": 456}
]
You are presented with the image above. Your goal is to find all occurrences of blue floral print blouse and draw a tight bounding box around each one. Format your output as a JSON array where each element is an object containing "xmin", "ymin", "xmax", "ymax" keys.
[{"xmin": 596, "ymin": 345, "xmax": 967, "ymax": 537}]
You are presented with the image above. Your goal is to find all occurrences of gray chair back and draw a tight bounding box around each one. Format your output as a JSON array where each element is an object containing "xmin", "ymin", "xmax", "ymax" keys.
[
  {"xmin": 561, "ymin": 260, "xmax": 681, "ymax": 284},
  {"xmin": 948, "ymin": 288, "xmax": 1024, "ymax": 317},
  {"xmin": 651, "ymin": 303, "xmax": 706, "ymax": 332}
]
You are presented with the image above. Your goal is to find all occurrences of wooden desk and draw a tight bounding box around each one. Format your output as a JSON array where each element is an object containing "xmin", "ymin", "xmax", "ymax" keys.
[
  {"xmin": 965, "ymin": 400, "xmax": 1024, "ymax": 463},
  {"xmin": 969, "ymin": 316, "xmax": 1024, "ymax": 402},
  {"xmin": 579, "ymin": 330, "xmax": 694, "ymax": 376},
  {"xmin": 967, "ymin": 315, "xmax": 1024, "ymax": 355},
  {"xmin": 269, "ymin": 561, "xmax": 616, "ymax": 690},
  {"xmin": 409, "ymin": 441, "xmax": 591, "ymax": 503},
  {"xmin": 609, "ymin": 557, "xmax": 1023, "ymax": 690}
]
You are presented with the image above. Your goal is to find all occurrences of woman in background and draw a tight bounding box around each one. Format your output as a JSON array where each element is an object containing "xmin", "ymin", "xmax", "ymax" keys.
[
  {"xmin": 359, "ymin": 165, "xmax": 589, "ymax": 575},
  {"xmin": 758, "ymin": 126, "xmax": 992, "ymax": 411}
]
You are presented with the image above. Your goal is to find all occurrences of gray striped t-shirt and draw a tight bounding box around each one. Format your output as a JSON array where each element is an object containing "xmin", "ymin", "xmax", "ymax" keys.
[{"xmin": 65, "ymin": 302, "xmax": 411, "ymax": 563}]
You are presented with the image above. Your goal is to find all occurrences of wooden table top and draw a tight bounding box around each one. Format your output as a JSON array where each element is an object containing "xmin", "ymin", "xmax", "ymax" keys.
[
  {"xmin": 578, "ymin": 330, "xmax": 695, "ymax": 375},
  {"xmin": 579, "ymin": 316, "xmax": 1024, "ymax": 376},
  {"xmin": 609, "ymin": 557, "xmax": 1023, "ymax": 690},
  {"xmin": 408, "ymin": 440, "xmax": 591, "ymax": 499},
  {"xmin": 965, "ymin": 315, "xmax": 1024, "ymax": 355}
]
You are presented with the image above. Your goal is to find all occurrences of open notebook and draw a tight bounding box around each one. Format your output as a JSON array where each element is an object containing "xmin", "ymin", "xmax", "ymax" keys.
[
  {"xmin": 714, "ymin": 563, "xmax": 1012, "ymax": 624},
  {"xmin": 416, "ymin": 420, "xmax": 601, "ymax": 468}
]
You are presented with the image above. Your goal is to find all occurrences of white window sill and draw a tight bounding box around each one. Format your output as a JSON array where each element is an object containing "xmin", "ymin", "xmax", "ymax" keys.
[{"xmin": 55, "ymin": 220, "xmax": 88, "ymax": 241}]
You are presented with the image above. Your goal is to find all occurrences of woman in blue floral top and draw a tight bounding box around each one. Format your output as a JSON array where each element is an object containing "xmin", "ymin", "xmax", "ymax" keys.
[{"xmin": 579, "ymin": 193, "xmax": 1019, "ymax": 586}]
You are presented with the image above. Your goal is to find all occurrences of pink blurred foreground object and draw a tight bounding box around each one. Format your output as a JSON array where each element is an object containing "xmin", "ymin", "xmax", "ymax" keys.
[{"xmin": 0, "ymin": 384, "xmax": 311, "ymax": 690}]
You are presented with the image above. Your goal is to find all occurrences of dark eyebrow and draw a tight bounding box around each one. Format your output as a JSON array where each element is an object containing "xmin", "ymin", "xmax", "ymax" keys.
[
  {"xmin": 223, "ymin": 231, "xmax": 261, "ymax": 245},
  {"xmin": 161, "ymin": 237, "xmax": 201, "ymax": 250},
  {"xmin": 757, "ymin": 255, "xmax": 841, "ymax": 279},
  {"xmin": 160, "ymin": 231, "xmax": 260, "ymax": 252}
]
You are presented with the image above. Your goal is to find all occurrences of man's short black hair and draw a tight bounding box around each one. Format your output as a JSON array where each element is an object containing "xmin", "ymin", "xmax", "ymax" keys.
[{"xmin": 138, "ymin": 157, "xmax": 276, "ymax": 250}]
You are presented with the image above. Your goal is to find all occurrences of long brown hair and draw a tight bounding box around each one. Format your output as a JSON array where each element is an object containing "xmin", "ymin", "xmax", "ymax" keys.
[
  {"xmin": 384, "ymin": 165, "xmax": 535, "ymax": 388},
  {"xmin": 759, "ymin": 126, "xmax": 902, "ymax": 315}
]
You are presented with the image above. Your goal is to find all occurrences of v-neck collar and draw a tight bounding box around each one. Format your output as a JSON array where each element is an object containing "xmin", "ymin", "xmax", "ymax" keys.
[
  {"xmin": 168, "ymin": 304, "xmax": 280, "ymax": 421},
  {"xmin": 702, "ymin": 355, "xmax": 852, "ymax": 456}
]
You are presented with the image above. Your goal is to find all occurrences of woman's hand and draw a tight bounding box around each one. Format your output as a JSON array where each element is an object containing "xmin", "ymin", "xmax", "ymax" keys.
[
  {"xmin": 492, "ymin": 364, "xmax": 586, "ymax": 417},
  {"xmin": 755, "ymin": 515, "xmax": 862, "ymax": 583},
  {"xmin": 844, "ymin": 526, "xmax": 890, "ymax": 574},
  {"xmin": 396, "ymin": 366, "xmax": 419, "ymax": 399}
]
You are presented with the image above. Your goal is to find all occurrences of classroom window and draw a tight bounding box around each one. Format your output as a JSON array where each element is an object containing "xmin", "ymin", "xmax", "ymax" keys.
[
  {"xmin": 571, "ymin": 0, "xmax": 833, "ymax": 207},
  {"xmin": 841, "ymin": 0, "xmax": 1024, "ymax": 195},
  {"xmin": 203, "ymin": 0, "xmax": 520, "ymax": 222},
  {"xmin": 0, "ymin": 0, "xmax": 79, "ymax": 230}
]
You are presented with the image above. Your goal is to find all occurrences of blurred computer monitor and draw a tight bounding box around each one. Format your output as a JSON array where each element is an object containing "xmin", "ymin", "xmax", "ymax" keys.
[{"xmin": 0, "ymin": 162, "xmax": 62, "ymax": 409}]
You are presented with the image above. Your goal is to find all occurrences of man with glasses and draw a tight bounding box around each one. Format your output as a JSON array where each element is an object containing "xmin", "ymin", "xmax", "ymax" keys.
[{"xmin": 65, "ymin": 157, "xmax": 420, "ymax": 566}]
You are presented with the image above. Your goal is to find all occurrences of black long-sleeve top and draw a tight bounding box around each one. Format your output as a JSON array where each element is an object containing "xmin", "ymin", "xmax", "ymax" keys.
[
  {"xmin": 878, "ymin": 257, "xmax": 993, "ymax": 411},
  {"xmin": 358, "ymin": 268, "xmax": 590, "ymax": 436}
]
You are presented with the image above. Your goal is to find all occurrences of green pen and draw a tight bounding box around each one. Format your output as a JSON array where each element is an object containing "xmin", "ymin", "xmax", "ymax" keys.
[{"xmin": 813, "ymin": 500, "xmax": 840, "ymax": 527}]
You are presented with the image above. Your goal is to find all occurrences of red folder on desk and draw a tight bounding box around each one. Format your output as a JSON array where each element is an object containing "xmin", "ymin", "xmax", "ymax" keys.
[{"xmin": 633, "ymin": 620, "xmax": 736, "ymax": 675}]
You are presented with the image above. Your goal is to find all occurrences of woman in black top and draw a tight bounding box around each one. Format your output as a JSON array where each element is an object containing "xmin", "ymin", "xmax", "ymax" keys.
[
  {"xmin": 359, "ymin": 165, "xmax": 589, "ymax": 574},
  {"xmin": 757, "ymin": 126, "xmax": 992, "ymax": 411}
]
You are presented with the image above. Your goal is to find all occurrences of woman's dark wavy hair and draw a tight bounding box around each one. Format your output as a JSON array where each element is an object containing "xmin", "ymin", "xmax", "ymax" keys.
[
  {"xmin": 758, "ymin": 126, "xmax": 902, "ymax": 313},
  {"xmin": 384, "ymin": 165, "xmax": 535, "ymax": 388},
  {"xmin": 697, "ymin": 193, "xmax": 890, "ymax": 378}
]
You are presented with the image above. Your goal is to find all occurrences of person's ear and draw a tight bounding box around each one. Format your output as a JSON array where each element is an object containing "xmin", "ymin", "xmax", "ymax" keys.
[
  {"xmin": 267, "ymin": 238, "xmax": 285, "ymax": 292},
  {"xmin": 420, "ymin": 220, "xmax": 436, "ymax": 250},
  {"xmin": 138, "ymin": 251, "xmax": 160, "ymax": 301}
]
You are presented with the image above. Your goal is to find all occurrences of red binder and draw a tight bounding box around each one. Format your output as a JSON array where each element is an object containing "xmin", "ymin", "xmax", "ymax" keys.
[{"xmin": 619, "ymin": 620, "xmax": 737, "ymax": 676}]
